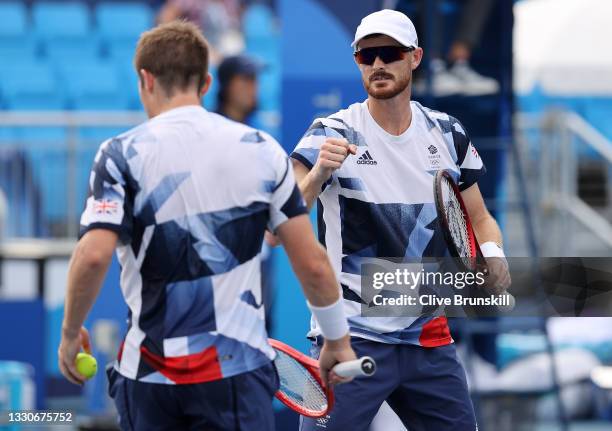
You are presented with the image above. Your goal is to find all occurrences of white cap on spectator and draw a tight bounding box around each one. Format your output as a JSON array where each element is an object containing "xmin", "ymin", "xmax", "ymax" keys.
[{"xmin": 352, "ymin": 9, "xmax": 418, "ymax": 50}]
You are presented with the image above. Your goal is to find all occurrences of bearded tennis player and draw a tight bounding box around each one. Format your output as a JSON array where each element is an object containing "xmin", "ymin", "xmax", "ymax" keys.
[
  {"xmin": 290, "ymin": 10, "xmax": 511, "ymax": 431},
  {"xmin": 57, "ymin": 21, "xmax": 355, "ymax": 430}
]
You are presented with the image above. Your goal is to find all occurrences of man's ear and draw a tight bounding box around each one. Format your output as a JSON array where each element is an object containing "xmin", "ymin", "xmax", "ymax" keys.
[
  {"xmin": 199, "ymin": 73, "xmax": 212, "ymax": 98},
  {"xmin": 140, "ymin": 69, "xmax": 155, "ymax": 92},
  {"xmin": 411, "ymin": 47, "xmax": 423, "ymax": 71},
  {"xmin": 353, "ymin": 43, "xmax": 363, "ymax": 69}
]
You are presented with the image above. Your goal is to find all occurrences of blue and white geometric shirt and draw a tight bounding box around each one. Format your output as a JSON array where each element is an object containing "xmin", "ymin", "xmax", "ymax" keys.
[
  {"xmin": 291, "ymin": 100, "xmax": 485, "ymax": 347},
  {"xmin": 80, "ymin": 105, "xmax": 307, "ymax": 384}
]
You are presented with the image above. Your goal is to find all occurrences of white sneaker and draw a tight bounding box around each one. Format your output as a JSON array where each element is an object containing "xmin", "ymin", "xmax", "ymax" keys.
[
  {"xmin": 449, "ymin": 60, "xmax": 500, "ymax": 96},
  {"xmin": 430, "ymin": 59, "xmax": 463, "ymax": 97}
]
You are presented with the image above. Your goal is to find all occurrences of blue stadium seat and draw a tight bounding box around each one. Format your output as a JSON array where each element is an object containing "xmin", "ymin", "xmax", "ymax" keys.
[
  {"xmin": 44, "ymin": 37, "xmax": 102, "ymax": 63},
  {"xmin": 0, "ymin": 37, "xmax": 38, "ymax": 62},
  {"xmin": 96, "ymin": 2, "xmax": 153, "ymax": 40},
  {"xmin": 106, "ymin": 37, "xmax": 140, "ymax": 61},
  {"xmin": 32, "ymin": 2, "xmax": 99, "ymax": 66},
  {"xmin": 0, "ymin": 2, "xmax": 28, "ymax": 38},
  {"xmin": 97, "ymin": 3, "xmax": 152, "ymax": 61},
  {"xmin": 57, "ymin": 60, "xmax": 130, "ymax": 110},
  {"xmin": 0, "ymin": 61, "xmax": 65, "ymax": 142},
  {"xmin": 0, "ymin": 60, "xmax": 66, "ymax": 111},
  {"xmin": 32, "ymin": 2, "xmax": 90, "ymax": 38},
  {"xmin": 0, "ymin": 3, "xmax": 37, "ymax": 63}
]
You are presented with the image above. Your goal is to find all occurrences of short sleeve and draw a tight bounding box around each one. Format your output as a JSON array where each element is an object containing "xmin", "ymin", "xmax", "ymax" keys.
[
  {"xmin": 289, "ymin": 117, "xmax": 350, "ymax": 170},
  {"xmin": 268, "ymin": 155, "xmax": 308, "ymax": 232},
  {"xmin": 79, "ymin": 138, "xmax": 133, "ymax": 242},
  {"xmin": 450, "ymin": 117, "xmax": 486, "ymax": 191},
  {"xmin": 290, "ymin": 121, "xmax": 325, "ymax": 170}
]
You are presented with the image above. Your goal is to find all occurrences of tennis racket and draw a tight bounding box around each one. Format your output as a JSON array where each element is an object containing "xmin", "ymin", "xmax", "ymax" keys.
[
  {"xmin": 269, "ymin": 338, "xmax": 376, "ymax": 418},
  {"xmin": 433, "ymin": 169, "xmax": 487, "ymax": 274},
  {"xmin": 433, "ymin": 170, "xmax": 516, "ymax": 313}
]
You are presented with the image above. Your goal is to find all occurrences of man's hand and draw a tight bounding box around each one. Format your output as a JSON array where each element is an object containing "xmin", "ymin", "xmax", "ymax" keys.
[
  {"xmin": 318, "ymin": 334, "xmax": 357, "ymax": 388},
  {"xmin": 264, "ymin": 230, "xmax": 281, "ymax": 247},
  {"xmin": 58, "ymin": 326, "xmax": 91, "ymax": 385},
  {"xmin": 312, "ymin": 138, "xmax": 358, "ymax": 183},
  {"xmin": 482, "ymin": 257, "xmax": 511, "ymax": 295},
  {"xmin": 59, "ymin": 229, "xmax": 116, "ymax": 384}
]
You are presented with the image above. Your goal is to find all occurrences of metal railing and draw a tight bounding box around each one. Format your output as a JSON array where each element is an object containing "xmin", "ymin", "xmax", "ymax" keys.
[
  {"xmin": 515, "ymin": 110, "xmax": 612, "ymax": 255},
  {"xmin": 1, "ymin": 109, "xmax": 610, "ymax": 256}
]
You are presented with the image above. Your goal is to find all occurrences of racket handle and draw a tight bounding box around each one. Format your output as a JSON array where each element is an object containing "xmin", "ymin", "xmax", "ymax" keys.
[{"xmin": 332, "ymin": 356, "xmax": 376, "ymax": 378}]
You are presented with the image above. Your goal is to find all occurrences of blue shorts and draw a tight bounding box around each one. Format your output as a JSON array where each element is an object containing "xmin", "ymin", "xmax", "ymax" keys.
[
  {"xmin": 300, "ymin": 338, "xmax": 476, "ymax": 431},
  {"xmin": 107, "ymin": 362, "xmax": 279, "ymax": 431}
]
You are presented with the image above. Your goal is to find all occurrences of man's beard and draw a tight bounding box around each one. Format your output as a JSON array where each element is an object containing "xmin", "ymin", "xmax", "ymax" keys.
[{"xmin": 364, "ymin": 70, "xmax": 411, "ymax": 100}]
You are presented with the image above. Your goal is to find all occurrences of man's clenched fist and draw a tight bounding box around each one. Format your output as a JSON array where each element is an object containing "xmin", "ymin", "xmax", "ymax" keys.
[{"xmin": 312, "ymin": 138, "xmax": 358, "ymax": 182}]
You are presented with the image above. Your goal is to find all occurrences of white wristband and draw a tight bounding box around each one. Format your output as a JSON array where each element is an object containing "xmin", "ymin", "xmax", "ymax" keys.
[
  {"xmin": 480, "ymin": 241, "xmax": 506, "ymax": 258},
  {"xmin": 307, "ymin": 298, "xmax": 349, "ymax": 341}
]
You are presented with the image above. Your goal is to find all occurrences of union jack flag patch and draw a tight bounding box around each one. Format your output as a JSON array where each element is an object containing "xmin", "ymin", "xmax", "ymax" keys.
[{"xmin": 93, "ymin": 199, "xmax": 119, "ymax": 214}]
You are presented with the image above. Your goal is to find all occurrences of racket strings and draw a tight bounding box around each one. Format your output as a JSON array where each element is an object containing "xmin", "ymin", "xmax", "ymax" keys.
[
  {"xmin": 274, "ymin": 350, "xmax": 328, "ymax": 414},
  {"xmin": 442, "ymin": 179, "xmax": 474, "ymax": 263}
]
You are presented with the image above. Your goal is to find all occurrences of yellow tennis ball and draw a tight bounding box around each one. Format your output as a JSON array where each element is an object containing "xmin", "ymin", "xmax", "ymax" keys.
[{"xmin": 75, "ymin": 352, "xmax": 97, "ymax": 379}]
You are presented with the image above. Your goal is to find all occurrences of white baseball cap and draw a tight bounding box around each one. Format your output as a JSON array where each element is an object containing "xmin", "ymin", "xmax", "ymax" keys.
[{"xmin": 352, "ymin": 9, "xmax": 418, "ymax": 50}]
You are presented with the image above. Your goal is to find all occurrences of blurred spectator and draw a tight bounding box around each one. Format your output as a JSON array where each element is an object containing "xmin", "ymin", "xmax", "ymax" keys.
[
  {"xmin": 157, "ymin": 0, "xmax": 244, "ymax": 63},
  {"xmin": 430, "ymin": 0, "xmax": 499, "ymax": 96},
  {"xmin": 393, "ymin": 0, "xmax": 500, "ymax": 96},
  {"xmin": 215, "ymin": 55, "xmax": 262, "ymax": 125}
]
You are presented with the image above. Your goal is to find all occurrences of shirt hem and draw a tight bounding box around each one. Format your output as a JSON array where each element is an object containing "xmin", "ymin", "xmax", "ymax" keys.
[
  {"xmin": 290, "ymin": 152, "xmax": 314, "ymax": 170},
  {"xmin": 115, "ymin": 357, "xmax": 273, "ymax": 385}
]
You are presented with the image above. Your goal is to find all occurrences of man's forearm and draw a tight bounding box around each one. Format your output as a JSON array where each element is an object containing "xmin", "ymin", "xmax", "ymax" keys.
[
  {"xmin": 292, "ymin": 138, "xmax": 356, "ymax": 210},
  {"xmin": 473, "ymin": 215, "xmax": 503, "ymax": 247},
  {"xmin": 298, "ymin": 170, "xmax": 326, "ymax": 210},
  {"xmin": 298, "ymin": 249, "xmax": 341, "ymax": 307},
  {"xmin": 62, "ymin": 247, "xmax": 111, "ymax": 337}
]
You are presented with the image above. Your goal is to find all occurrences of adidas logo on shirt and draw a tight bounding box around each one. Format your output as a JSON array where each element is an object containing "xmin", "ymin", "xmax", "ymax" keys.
[{"xmin": 357, "ymin": 150, "xmax": 378, "ymax": 165}]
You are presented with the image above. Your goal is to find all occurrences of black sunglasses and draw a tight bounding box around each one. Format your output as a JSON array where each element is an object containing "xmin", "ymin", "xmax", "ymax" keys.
[{"xmin": 354, "ymin": 45, "xmax": 415, "ymax": 66}]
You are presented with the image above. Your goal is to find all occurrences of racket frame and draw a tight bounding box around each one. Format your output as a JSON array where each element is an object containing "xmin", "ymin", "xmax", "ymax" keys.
[
  {"xmin": 433, "ymin": 170, "xmax": 487, "ymax": 274},
  {"xmin": 268, "ymin": 338, "xmax": 334, "ymax": 418}
]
